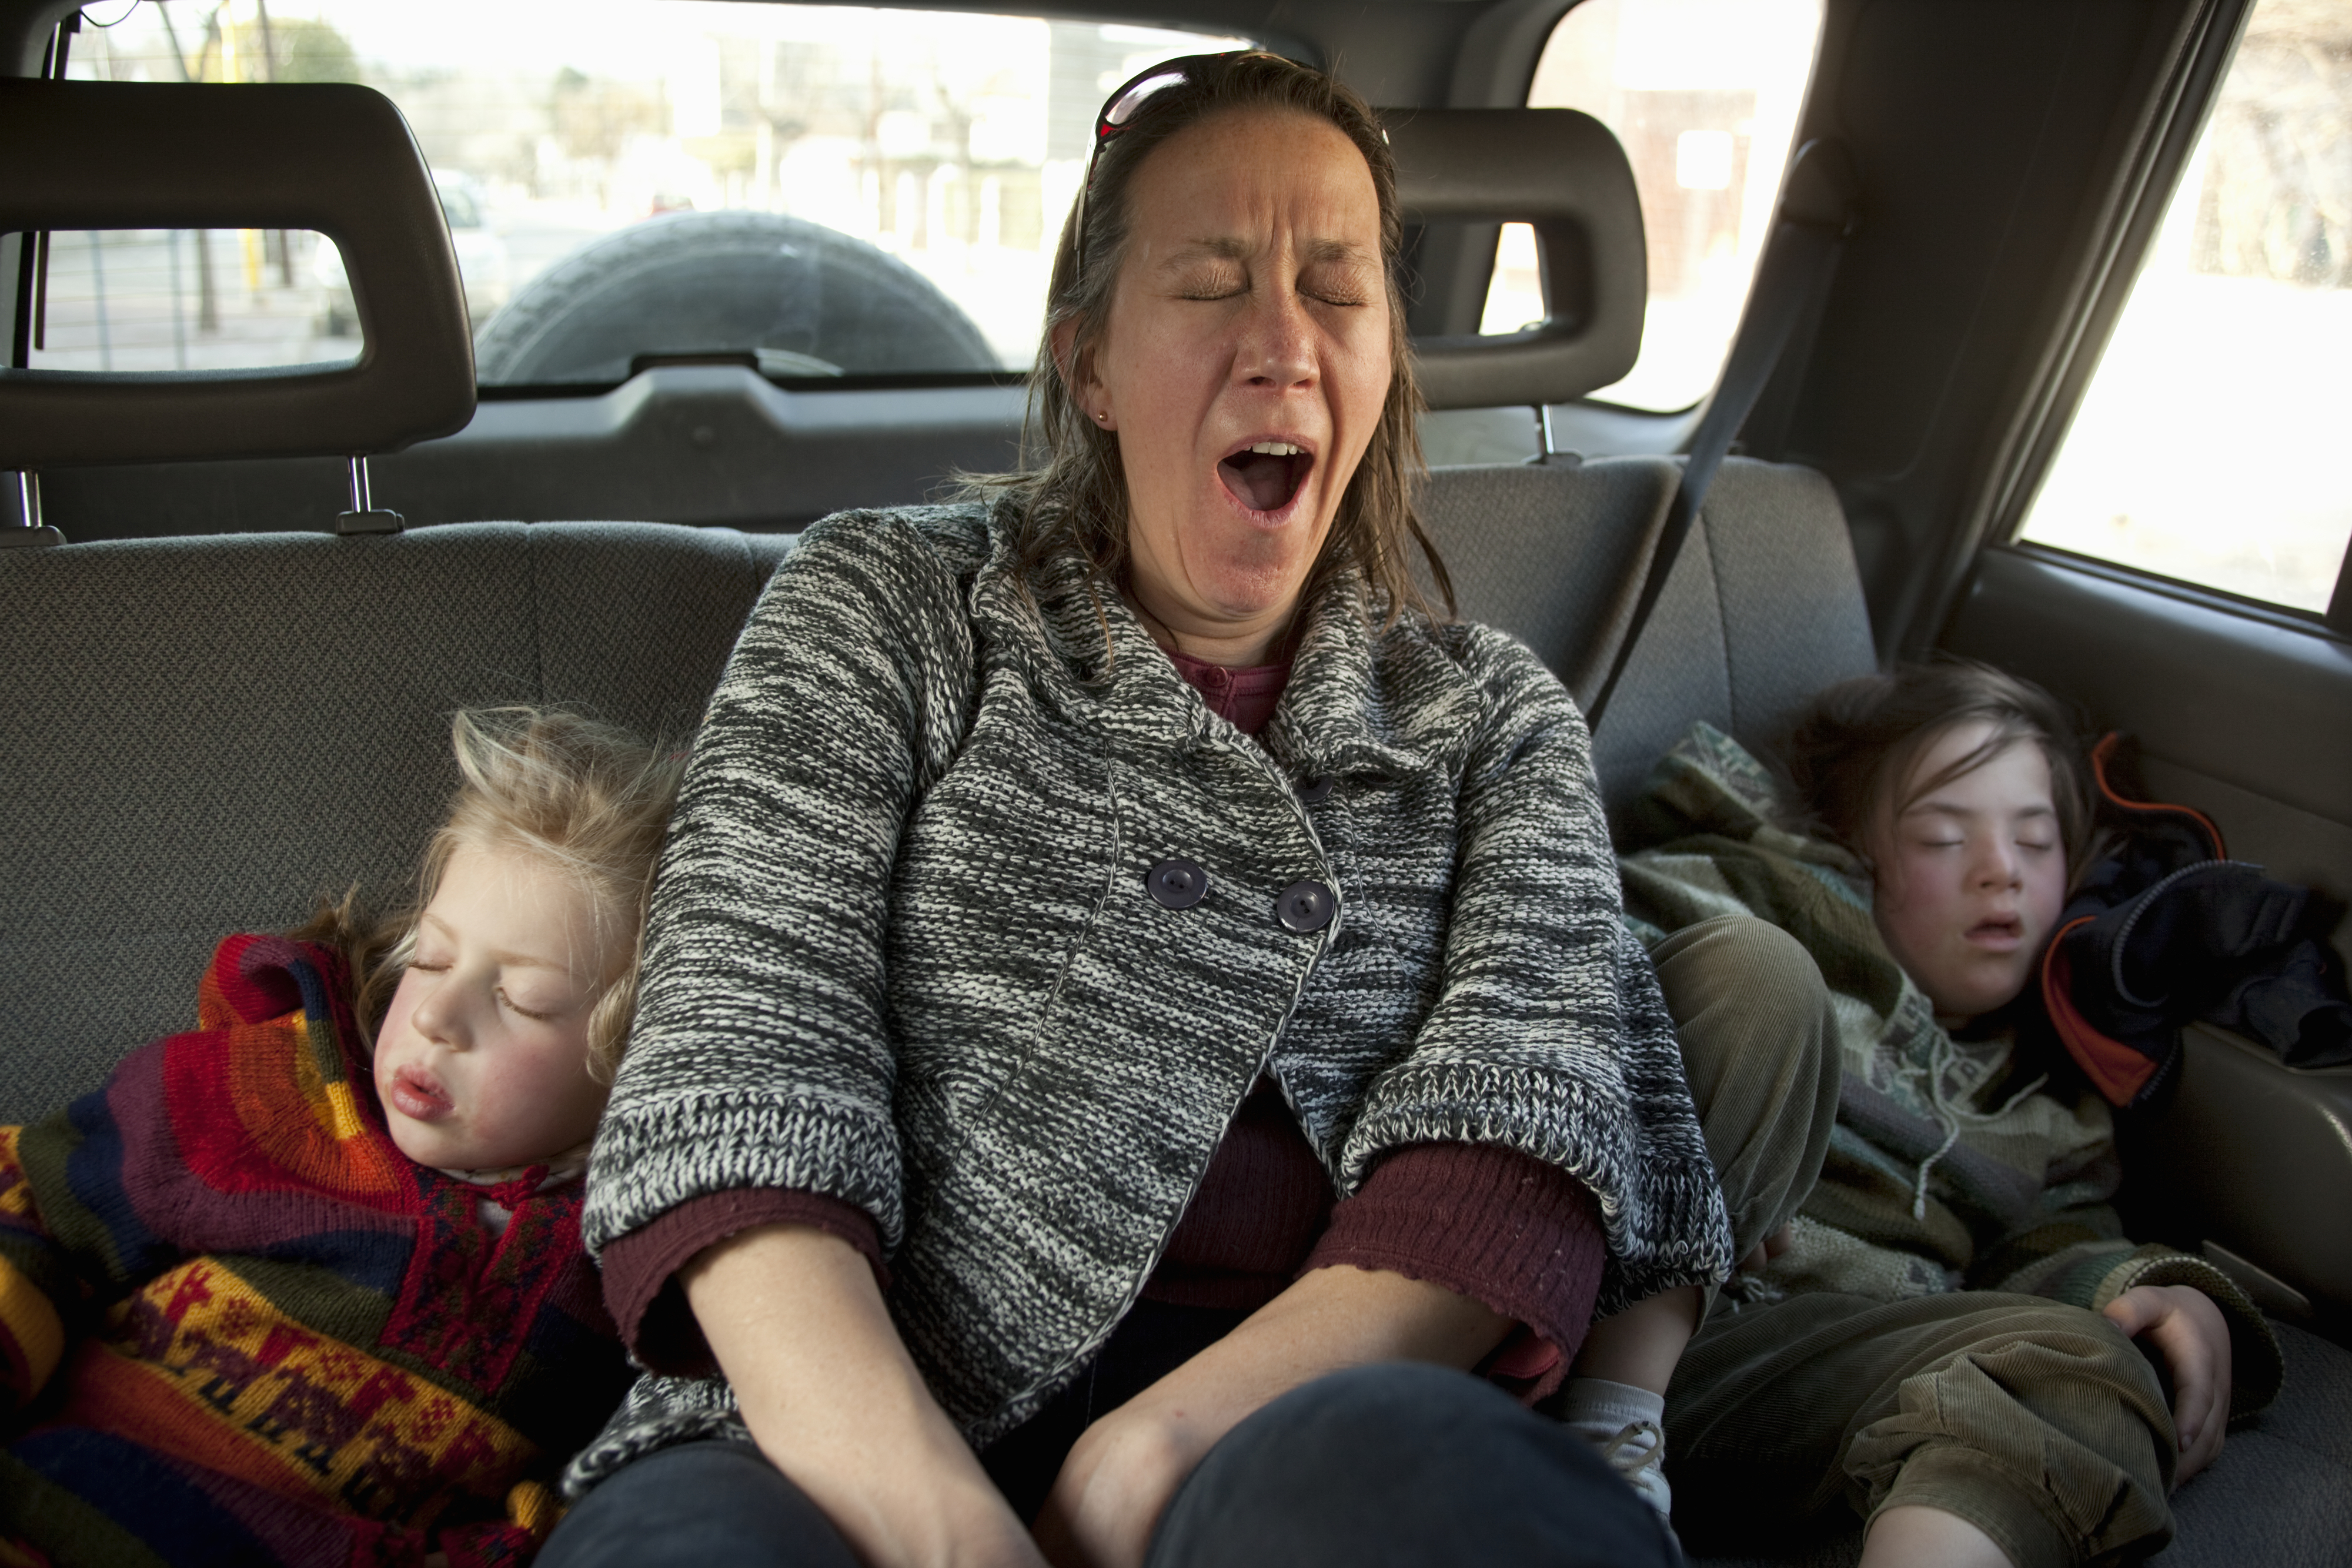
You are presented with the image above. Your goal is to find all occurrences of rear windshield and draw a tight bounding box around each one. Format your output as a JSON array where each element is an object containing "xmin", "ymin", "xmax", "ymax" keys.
[{"xmin": 56, "ymin": 2, "xmax": 1248, "ymax": 387}]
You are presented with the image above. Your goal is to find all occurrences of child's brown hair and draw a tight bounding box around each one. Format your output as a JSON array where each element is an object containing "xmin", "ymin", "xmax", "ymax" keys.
[{"xmin": 1780, "ymin": 658, "xmax": 2094, "ymax": 878}]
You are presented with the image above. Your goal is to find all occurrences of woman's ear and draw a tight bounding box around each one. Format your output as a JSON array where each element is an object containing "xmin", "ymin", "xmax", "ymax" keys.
[{"xmin": 1051, "ymin": 316, "xmax": 1113, "ymax": 430}]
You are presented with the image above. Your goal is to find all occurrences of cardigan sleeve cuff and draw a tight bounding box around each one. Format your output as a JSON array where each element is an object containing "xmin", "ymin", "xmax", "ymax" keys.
[
  {"xmin": 602, "ymin": 1188, "xmax": 887, "ymax": 1376},
  {"xmin": 1302, "ymin": 1142, "xmax": 1607, "ymax": 1402}
]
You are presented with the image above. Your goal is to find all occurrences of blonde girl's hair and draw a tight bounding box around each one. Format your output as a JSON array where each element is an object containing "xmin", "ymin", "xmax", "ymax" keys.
[
  {"xmin": 969, "ymin": 51, "xmax": 1454, "ymax": 642},
  {"xmin": 333, "ymin": 708, "xmax": 684, "ymax": 1081}
]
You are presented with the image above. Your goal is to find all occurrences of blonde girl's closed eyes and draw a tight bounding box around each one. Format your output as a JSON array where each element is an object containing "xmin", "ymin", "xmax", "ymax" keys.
[{"xmin": 371, "ymin": 841, "xmax": 620, "ymax": 1175}]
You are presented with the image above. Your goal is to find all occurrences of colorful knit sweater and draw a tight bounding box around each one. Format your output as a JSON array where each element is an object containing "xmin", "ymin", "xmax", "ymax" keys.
[
  {"xmin": 1616, "ymin": 723, "xmax": 2283, "ymax": 1417},
  {"xmin": 0, "ymin": 934, "xmax": 632, "ymax": 1567}
]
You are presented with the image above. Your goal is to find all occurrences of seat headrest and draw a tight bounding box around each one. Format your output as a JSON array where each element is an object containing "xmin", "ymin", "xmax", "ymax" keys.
[
  {"xmin": 1384, "ymin": 108, "xmax": 1646, "ymax": 410},
  {"xmin": 0, "ymin": 79, "xmax": 475, "ymax": 470}
]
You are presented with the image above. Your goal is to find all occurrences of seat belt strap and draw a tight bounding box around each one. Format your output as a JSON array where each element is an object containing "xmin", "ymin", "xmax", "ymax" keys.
[{"xmin": 1585, "ymin": 138, "xmax": 1861, "ymax": 731}]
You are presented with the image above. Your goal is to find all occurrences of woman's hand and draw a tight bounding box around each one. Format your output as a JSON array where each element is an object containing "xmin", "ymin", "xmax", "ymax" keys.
[
  {"xmin": 1031, "ymin": 1393, "xmax": 1215, "ymax": 1568},
  {"xmin": 2101, "ymin": 1283, "xmax": 2232, "ymax": 1481},
  {"xmin": 1031, "ymin": 1266, "xmax": 1509, "ymax": 1568},
  {"xmin": 685, "ymin": 1223, "xmax": 1048, "ymax": 1568}
]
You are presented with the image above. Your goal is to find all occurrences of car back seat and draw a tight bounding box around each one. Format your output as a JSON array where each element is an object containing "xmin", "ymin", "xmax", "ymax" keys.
[
  {"xmin": 0, "ymin": 522, "xmax": 790, "ymax": 1121},
  {"xmin": 0, "ymin": 446, "xmax": 1865, "ymax": 1120},
  {"xmin": 1417, "ymin": 453, "xmax": 1878, "ymax": 807}
]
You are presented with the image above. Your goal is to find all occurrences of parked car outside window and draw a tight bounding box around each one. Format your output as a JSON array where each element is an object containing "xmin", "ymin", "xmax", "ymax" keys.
[{"xmin": 46, "ymin": 1, "xmax": 1248, "ymax": 385}]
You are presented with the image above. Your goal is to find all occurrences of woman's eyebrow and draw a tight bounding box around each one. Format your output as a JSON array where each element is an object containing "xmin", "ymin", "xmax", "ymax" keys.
[{"xmin": 1157, "ymin": 235, "xmax": 1376, "ymax": 268}]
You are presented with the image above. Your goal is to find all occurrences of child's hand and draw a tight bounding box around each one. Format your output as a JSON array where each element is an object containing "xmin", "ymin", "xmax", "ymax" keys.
[
  {"xmin": 1739, "ymin": 1223, "xmax": 1793, "ymax": 1273},
  {"xmin": 2101, "ymin": 1284, "xmax": 2231, "ymax": 1481}
]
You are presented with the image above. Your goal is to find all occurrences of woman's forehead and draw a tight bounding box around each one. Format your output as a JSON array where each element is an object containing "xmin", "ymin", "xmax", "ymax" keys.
[{"xmin": 1125, "ymin": 107, "xmax": 1380, "ymax": 244}]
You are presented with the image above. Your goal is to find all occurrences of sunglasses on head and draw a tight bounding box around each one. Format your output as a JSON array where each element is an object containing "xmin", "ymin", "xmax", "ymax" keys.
[{"xmin": 1071, "ymin": 50, "xmax": 1254, "ymax": 285}]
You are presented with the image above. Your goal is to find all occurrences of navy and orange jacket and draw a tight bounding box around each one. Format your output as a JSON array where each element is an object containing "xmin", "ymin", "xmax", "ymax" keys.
[
  {"xmin": 2043, "ymin": 734, "xmax": 2352, "ymax": 1106},
  {"xmin": 0, "ymin": 934, "xmax": 630, "ymax": 1567}
]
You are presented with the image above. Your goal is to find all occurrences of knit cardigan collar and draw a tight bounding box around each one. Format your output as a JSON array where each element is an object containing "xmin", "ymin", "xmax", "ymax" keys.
[{"xmin": 967, "ymin": 500, "xmax": 1482, "ymax": 784}]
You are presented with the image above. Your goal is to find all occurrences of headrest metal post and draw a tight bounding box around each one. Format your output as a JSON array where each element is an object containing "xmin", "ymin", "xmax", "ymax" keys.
[
  {"xmin": 3, "ymin": 471, "xmax": 64, "ymax": 548},
  {"xmin": 334, "ymin": 454, "xmax": 404, "ymax": 536}
]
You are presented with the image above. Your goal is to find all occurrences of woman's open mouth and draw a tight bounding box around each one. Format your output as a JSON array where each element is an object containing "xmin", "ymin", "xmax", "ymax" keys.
[{"xmin": 1217, "ymin": 440, "xmax": 1314, "ymax": 516}]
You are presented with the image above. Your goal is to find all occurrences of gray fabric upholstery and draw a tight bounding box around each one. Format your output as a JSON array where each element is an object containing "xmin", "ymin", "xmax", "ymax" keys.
[
  {"xmin": 1590, "ymin": 457, "xmax": 1877, "ymax": 806},
  {"xmin": 2152, "ymin": 1318, "xmax": 2352, "ymax": 1565},
  {"xmin": 0, "ymin": 521, "xmax": 784, "ymax": 1121},
  {"xmin": 1420, "ymin": 456, "xmax": 1874, "ymax": 808},
  {"xmin": 1415, "ymin": 457, "xmax": 1678, "ymax": 708}
]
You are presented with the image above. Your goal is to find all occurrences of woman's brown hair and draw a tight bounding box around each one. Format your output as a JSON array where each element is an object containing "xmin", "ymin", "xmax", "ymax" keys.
[
  {"xmin": 982, "ymin": 51, "xmax": 1452, "ymax": 636},
  {"xmin": 1780, "ymin": 658, "xmax": 2094, "ymax": 877}
]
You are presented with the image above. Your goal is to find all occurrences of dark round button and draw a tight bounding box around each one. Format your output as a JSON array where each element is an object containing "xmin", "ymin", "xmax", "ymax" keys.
[
  {"xmin": 1297, "ymin": 775, "xmax": 1334, "ymax": 805},
  {"xmin": 1145, "ymin": 857, "xmax": 1209, "ymax": 911},
  {"xmin": 1275, "ymin": 878, "xmax": 1336, "ymax": 934}
]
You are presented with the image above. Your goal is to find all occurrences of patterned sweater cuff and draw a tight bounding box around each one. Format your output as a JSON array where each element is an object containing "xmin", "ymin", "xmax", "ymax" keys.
[
  {"xmin": 1302, "ymin": 1142, "xmax": 1606, "ymax": 1400},
  {"xmin": 602, "ymin": 1188, "xmax": 887, "ymax": 1376}
]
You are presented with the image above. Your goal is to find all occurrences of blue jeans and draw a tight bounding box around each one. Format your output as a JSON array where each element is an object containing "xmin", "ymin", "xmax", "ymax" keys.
[{"xmin": 540, "ymin": 1362, "xmax": 1677, "ymax": 1567}]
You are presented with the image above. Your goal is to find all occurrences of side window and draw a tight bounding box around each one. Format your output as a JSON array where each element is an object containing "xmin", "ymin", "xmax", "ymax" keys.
[
  {"xmin": 2017, "ymin": 0, "xmax": 2352, "ymax": 617},
  {"xmin": 45, "ymin": 4, "xmax": 1248, "ymax": 387},
  {"xmin": 1491, "ymin": 0, "xmax": 1825, "ymax": 411}
]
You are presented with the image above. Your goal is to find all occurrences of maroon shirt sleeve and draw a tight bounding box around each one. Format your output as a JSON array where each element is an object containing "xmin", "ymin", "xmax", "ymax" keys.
[
  {"xmin": 1302, "ymin": 1142, "xmax": 1607, "ymax": 1401},
  {"xmin": 601, "ymin": 1189, "xmax": 887, "ymax": 1376}
]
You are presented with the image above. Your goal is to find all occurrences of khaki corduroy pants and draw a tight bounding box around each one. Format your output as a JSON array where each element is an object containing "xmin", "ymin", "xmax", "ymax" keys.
[{"xmin": 1651, "ymin": 915, "xmax": 2175, "ymax": 1568}]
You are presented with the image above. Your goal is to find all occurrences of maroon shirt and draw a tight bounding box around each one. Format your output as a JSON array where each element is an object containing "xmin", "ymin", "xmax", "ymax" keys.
[{"xmin": 603, "ymin": 640, "xmax": 1607, "ymax": 1399}]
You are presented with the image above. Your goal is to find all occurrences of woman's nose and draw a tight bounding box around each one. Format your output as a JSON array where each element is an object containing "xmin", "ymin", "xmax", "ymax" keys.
[{"xmin": 1235, "ymin": 283, "xmax": 1317, "ymax": 389}]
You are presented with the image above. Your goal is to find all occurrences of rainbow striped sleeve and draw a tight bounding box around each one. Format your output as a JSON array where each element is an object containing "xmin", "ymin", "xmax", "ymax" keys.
[{"xmin": 0, "ymin": 1126, "xmax": 71, "ymax": 1407}]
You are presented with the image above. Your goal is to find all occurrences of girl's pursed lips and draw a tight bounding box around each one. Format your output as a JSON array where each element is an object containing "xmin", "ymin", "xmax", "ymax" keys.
[{"xmin": 387, "ymin": 1063, "xmax": 454, "ymax": 1121}]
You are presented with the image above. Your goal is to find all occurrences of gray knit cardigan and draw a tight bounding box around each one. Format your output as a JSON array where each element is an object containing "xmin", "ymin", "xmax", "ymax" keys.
[{"xmin": 567, "ymin": 500, "xmax": 1730, "ymax": 1491}]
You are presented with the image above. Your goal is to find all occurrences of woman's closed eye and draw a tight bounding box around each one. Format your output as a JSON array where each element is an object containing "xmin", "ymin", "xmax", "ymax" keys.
[
  {"xmin": 1171, "ymin": 261, "xmax": 1247, "ymax": 300},
  {"xmin": 1299, "ymin": 263, "xmax": 1374, "ymax": 308}
]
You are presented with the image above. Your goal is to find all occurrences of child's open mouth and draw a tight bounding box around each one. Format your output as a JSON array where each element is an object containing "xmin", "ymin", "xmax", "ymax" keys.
[
  {"xmin": 1217, "ymin": 440, "xmax": 1313, "ymax": 515},
  {"xmin": 1966, "ymin": 915, "xmax": 2023, "ymax": 948},
  {"xmin": 388, "ymin": 1065, "xmax": 454, "ymax": 1121}
]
